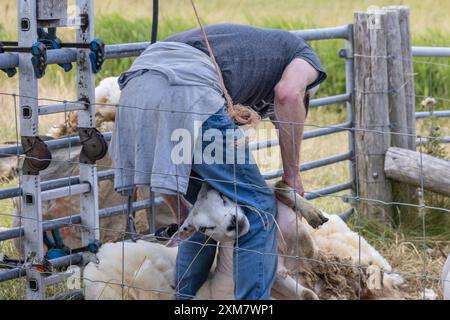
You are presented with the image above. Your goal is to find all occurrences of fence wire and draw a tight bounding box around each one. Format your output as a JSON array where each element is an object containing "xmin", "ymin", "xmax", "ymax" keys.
[{"xmin": 0, "ymin": 49, "xmax": 449, "ymax": 301}]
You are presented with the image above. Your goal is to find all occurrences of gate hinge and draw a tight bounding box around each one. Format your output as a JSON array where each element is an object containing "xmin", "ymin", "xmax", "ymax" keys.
[
  {"xmin": 78, "ymin": 128, "xmax": 108, "ymax": 164},
  {"xmin": 21, "ymin": 136, "xmax": 52, "ymax": 175}
]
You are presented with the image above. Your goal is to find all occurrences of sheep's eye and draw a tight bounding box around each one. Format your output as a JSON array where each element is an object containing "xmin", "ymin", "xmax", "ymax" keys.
[{"xmin": 199, "ymin": 226, "xmax": 215, "ymax": 233}]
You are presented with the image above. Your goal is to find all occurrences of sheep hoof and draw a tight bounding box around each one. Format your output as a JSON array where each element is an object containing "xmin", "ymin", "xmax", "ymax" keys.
[
  {"xmin": 274, "ymin": 180, "xmax": 328, "ymax": 229},
  {"xmin": 302, "ymin": 209, "xmax": 329, "ymax": 229},
  {"xmin": 301, "ymin": 288, "xmax": 319, "ymax": 300}
]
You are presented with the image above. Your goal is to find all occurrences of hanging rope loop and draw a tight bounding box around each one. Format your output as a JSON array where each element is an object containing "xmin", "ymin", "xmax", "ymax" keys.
[{"xmin": 190, "ymin": 0, "xmax": 260, "ymax": 126}]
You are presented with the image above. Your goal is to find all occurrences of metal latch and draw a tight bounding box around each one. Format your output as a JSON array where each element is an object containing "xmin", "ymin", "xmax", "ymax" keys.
[
  {"xmin": 89, "ymin": 38, "xmax": 105, "ymax": 74},
  {"xmin": 78, "ymin": 127, "xmax": 108, "ymax": 164},
  {"xmin": 21, "ymin": 136, "xmax": 52, "ymax": 175}
]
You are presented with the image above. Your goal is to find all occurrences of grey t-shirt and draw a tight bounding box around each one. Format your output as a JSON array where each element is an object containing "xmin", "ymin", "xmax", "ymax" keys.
[{"xmin": 165, "ymin": 24, "xmax": 327, "ymax": 118}]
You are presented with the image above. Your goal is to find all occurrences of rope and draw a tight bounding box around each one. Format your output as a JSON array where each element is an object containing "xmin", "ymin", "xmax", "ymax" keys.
[{"xmin": 189, "ymin": 0, "xmax": 260, "ymax": 126}]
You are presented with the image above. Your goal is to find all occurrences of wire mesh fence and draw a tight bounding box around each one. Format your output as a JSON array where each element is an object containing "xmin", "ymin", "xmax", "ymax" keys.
[
  {"xmin": 0, "ymin": 12, "xmax": 449, "ymax": 300},
  {"xmin": 0, "ymin": 81, "xmax": 448, "ymax": 299}
]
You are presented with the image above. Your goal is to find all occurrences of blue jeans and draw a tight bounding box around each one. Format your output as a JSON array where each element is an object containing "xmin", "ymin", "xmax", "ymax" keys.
[{"xmin": 175, "ymin": 107, "xmax": 278, "ymax": 300}]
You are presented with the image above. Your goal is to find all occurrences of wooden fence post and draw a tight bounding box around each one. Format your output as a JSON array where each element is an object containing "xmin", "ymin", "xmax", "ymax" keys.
[
  {"xmin": 387, "ymin": 6, "xmax": 417, "ymax": 151},
  {"xmin": 383, "ymin": 7, "xmax": 418, "ymax": 222},
  {"xmin": 353, "ymin": 10, "xmax": 394, "ymax": 221}
]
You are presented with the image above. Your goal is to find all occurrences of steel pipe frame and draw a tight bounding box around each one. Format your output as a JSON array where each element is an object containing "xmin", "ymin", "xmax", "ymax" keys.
[
  {"xmin": 416, "ymin": 136, "xmax": 450, "ymax": 145},
  {"xmin": 0, "ymin": 150, "xmax": 350, "ymax": 243},
  {"xmin": 0, "ymin": 253, "xmax": 83, "ymax": 283},
  {"xmin": 305, "ymin": 182, "xmax": 353, "ymax": 200},
  {"xmin": 0, "ymin": 28, "xmax": 447, "ymax": 71},
  {"xmin": 248, "ymin": 121, "xmax": 351, "ymax": 151},
  {"xmin": 38, "ymin": 102, "xmax": 87, "ymax": 116},
  {"xmin": 0, "ymin": 132, "xmax": 112, "ymax": 158},
  {"xmin": 0, "ymin": 178, "xmax": 351, "ymax": 283},
  {"xmin": 0, "ymin": 23, "xmax": 357, "ymax": 285},
  {"xmin": 0, "ymin": 92, "xmax": 350, "ymax": 158},
  {"xmin": 262, "ymin": 152, "xmax": 352, "ymax": 180},
  {"xmin": 3, "ymin": 29, "xmax": 450, "ymax": 70},
  {"xmin": 344, "ymin": 27, "xmax": 356, "ymax": 200},
  {"xmin": 49, "ymin": 289, "xmax": 84, "ymax": 300},
  {"xmin": 0, "ymin": 25, "xmax": 352, "ymax": 70},
  {"xmin": 309, "ymin": 93, "xmax": 350, "ymax": 109},
  {"xmin": 0, "ymin": 170, "xmax": 114, "ymax": 200},
  {"xmin": 0, "ymin": 199, "xmax": 156, "ymax": 242},
  {"xmin": 40, "ymin": 183, "xmax": 91, "ymax": 201},
  {"xmin": 412, "ymin": 46, "xmax": 450, "ymax": 58},
  {"xmin": 1, "ymin": 186, "xmax": 353, "ymax": 287},
  {"xmin": 415, "ymin": 110, "xmax": 450, "ymax": 119},
  {"xmin": 0, "ymin": 267, "xmax": 25, "ymax": 282}
]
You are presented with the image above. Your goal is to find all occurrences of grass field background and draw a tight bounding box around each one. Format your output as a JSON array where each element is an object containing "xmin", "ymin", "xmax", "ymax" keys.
[{"xmin": 0, "ymin": 0, "xmax": 449, "ymax": 299}]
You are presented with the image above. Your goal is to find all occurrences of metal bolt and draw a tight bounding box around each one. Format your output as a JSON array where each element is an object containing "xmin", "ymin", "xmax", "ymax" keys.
[
  {"xmin": 338, "ymin": 48, "xmax": 347, "ymax": 58},
  {"xmin": 29, "ymin": 279, "xmax": 39, "ymax": 291}
]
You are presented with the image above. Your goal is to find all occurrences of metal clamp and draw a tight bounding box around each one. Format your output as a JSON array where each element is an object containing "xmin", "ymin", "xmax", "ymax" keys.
[
  {"xmin": 78, "ymin": 127, "xmax": 108, "ymax": 164},
  {"xmin": 21, "ymin": 136, "xmax": 52, "ymax": 175},
  {"xmin": 72, "ymin": 239, "xmax": 102, "ymax": 254},
  {"xmin": 31, "ymin": 28, "xmax": 75, "ymax": 78},
  {"xmin": 36, "ymin": 28, "xmax": 73, "ymax": 73},
  {"xmin": 31, "ymin": 41, "xmax": 47, "ymax": 79},
  {"xmin": 89, "ymin": 38, "xmax": 105, "ymax": 73},
  {"xmin": 44, "ymin": 229, "xmax": 71, "ymax": 260}
]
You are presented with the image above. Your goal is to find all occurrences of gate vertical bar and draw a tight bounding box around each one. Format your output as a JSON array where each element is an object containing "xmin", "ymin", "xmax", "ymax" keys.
[
  {"xmin": 18, "ymin": 0, "xmax": 45, "ymax": 299},
  {"xmin": 76, "ymin": 0, "xmax": 100, "ymax": 245},
  {"xmin": 344, "ymin": 24, "xmax": 356, "ymax": 199}
]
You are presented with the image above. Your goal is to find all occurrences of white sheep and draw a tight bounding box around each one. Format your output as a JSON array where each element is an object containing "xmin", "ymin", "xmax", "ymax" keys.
[
  {"xmin": 84, "ymin": 183, "xmax": 319, "ymax": 300},
  {"xmin": 95, "ymin": 76, "xmax": 121, "ymax": 105},
  {"xmin": 83, "ymin": 77, "xmax": 403, "ymax": 299},
  {"xmin": 84, "ymin": 183, "xmax": 403, "ymax": 300}
]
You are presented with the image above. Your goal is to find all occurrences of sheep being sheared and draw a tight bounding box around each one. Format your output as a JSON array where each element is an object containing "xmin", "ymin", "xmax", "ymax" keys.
[
  {"xmin": 84, "ymin": 183, "xmax": 320, "ymax": 300},
  {"xmin": 84, "ymin": 182, "xmax": 403, "ymax": 300}
]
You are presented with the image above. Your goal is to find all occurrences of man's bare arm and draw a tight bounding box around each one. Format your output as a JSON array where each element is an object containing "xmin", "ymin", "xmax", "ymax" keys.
[{"xmin": 274, "ymin": 58, "xmax": 319, "ymax": 196}]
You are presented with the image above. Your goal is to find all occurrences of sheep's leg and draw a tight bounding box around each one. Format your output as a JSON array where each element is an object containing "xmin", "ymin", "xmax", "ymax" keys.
[
  {"xmin": 274, "ymin": 180, "xmax": 328, "ymax": 228},
  {"xmin": 272, "ymin": 267, "xmax": 318, "ymax": 300},
  {"xmin": 276, "ymin": 201, "xmax": 316, "ymax": 261}
]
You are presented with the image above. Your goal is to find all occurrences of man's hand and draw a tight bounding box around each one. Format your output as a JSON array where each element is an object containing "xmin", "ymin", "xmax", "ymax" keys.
[
  {"xmin": 274, "ymin": 180, "xmax": 328, "ymax": 229},
  {"xmin": 283, "ymin": 174, "xmax": 305, "ymax": 197}
]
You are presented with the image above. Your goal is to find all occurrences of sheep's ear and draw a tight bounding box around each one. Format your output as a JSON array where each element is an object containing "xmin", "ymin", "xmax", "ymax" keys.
[
  {"xmin": 197, "ymin": 183, "xmax": 212, "ymax": 199},
  {"xmin": 165, "ymin": 221, "xmax": 195, "ymax": 247},
  {"xmin": 166, "ymin": 229, "xmax": 195, "ymax": 247}
]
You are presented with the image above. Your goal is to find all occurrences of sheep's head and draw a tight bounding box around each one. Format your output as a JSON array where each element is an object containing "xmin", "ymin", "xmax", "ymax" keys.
[{"xmin": 169, "ymin": 184, "xmax": 250, "ymax": 246}]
